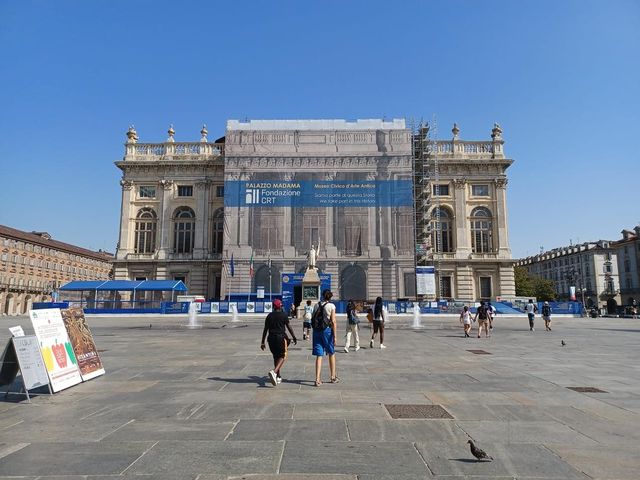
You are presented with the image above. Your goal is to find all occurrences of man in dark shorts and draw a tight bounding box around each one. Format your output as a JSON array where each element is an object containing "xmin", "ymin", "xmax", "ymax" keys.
[{"xmin": 260, "ymin": 299, "xmax": 297, "ymax": 386}]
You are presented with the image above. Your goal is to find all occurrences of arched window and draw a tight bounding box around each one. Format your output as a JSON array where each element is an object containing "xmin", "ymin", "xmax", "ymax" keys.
[
  {"xmin": 431, "ymin": 207, "xmax": 453, "ymax": 253},
  {"xmin": 470, "ymin": 207, "xmax": 493, "ymax": 253},
  {"xmin": 253, "ymin": 263, "xmax": 282, "ymax": 294},
  {"xmin": 211, "ymin": 208, "xmax": 224, "ymax": 254},
  {"xmin": 340, "ymin": 265, "xmax": 366, "ymax": 300},
  {"xmin": 134, "ymin": 208, "xmax": 157, "ymax": 254},
  {"xmin": 173, "ymin": 207, "xmax": 195, "ymax": 254}
]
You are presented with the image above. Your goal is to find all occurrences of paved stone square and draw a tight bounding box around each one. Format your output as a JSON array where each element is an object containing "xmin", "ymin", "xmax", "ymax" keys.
[{"xmin": 0, "ymin": 313, "xmax": 639, "ymax": 479}]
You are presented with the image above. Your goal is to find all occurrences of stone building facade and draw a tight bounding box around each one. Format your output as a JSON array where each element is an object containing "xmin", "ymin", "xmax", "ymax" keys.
[
  {"xmin": 0, "ymin": 225, "xmax": 113, "ymax": 315},
  {"xmin": 114, "ymin": 119, "xmax": 516, "ymax": 303},
  {"xmin": 415, "ymin": 123, "xmax": 516, "ymax": 301},
  {"xmin": 613, "ymin": 226, "xmax": 640, "ymax": 308},
  {"xmin": 113, "ymin": 126, "xmax": 226, "ymax": 299},
  {"xmin": 518, "ymin": 241, "xmax": 621, "ymax": 310}
]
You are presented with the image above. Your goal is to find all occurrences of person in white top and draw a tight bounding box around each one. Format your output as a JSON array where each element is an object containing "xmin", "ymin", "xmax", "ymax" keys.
[
  {"xmin": 370, "ymin": 296, "xmax": 388, "ymax": 348},
  {"xmin": 459, "ymin": 305, "xmax": 472, "ymax": 338},
  {"xmin": 524, "ymin": 299, "xmax": 538, "ymax": 331}
]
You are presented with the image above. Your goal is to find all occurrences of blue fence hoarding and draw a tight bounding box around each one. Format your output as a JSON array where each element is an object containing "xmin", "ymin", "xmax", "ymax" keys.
[{"xmin": 224, "ymin": 180, "xmax": 413, "ymax": 208}]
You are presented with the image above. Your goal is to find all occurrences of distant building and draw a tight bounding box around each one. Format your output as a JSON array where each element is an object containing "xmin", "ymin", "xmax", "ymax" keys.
[
  {"xmin": 518, "ymin": 241, "xmax": 621, "ymax": 311},
  {"xmin": 0, "ymin": 225, "xmax": 113, "ymax": 315},
  {"xmin": 612, "ymin": 226, "xmax": 640, "ymax": 309}
]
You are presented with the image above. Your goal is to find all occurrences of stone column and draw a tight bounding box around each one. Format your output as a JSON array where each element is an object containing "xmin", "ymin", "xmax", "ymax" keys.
[
  {"xmin": 494, "ymin": 178, "xmax": 511, "ymax": 258},
  {"xmin": 116, "ymin": 180, "xmax": 134, "ymax": 259},
  {"xmin": 453, "ymin": 178, "xmax": 470, "ymax": 256},
  {"xmin": 238, "ymin": 172, "xmax": 251, "ymax": 247},
  {"xmin": 157, "ymin": 180, "xmax": 174, "ymax": 260}
]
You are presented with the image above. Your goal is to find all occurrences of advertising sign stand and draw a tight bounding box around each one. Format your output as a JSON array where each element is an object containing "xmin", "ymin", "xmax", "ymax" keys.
[{"xmin": 0, "ymin": 336, "xmax": 52, "ymax": 403}]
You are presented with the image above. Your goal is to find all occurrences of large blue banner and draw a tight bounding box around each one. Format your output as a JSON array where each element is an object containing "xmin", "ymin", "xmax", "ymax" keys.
[{"xmin": 224, "ymin": 180, "xmax": 413, "ymax": 207}]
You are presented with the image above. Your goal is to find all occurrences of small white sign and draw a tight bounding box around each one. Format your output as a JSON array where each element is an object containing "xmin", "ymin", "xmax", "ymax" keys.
[
  {"xmin": 246, "ymin": 302, "xmax": 255, "ymax": 313},
  {"xmin": 9, "ymin": 326, "xmax": 25, "ymax": 337},
  {"xmin": 13, "ymin": 336, "xmax": 50, "ymax": 390}
]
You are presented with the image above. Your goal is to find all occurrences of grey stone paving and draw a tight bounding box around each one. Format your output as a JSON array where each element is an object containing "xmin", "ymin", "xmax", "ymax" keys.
[{"xmin": 0, "ymin": 313, "xmax": 639, "ymax": 478}]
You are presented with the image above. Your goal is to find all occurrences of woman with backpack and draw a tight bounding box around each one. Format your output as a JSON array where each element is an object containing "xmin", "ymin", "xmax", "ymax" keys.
[
  {"xmin": 344, "ymin": 299, "xmax": 360, "ymax": 353},
  {"xmin": 311, "ymin": 289, "xmax": 338, "ymax": 386},
  {"xmin": 369, "ymin": 296, "xmax": 387, "ymax": 349}
]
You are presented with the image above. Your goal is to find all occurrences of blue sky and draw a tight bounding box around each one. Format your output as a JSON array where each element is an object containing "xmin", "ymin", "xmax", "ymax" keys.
[{"xmin": 0, "ymin": 0, "xmax": 638, "ymax": 258}]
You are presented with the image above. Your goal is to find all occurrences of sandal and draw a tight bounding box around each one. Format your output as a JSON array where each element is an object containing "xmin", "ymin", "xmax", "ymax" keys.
[
  {"xmin": 314, "ymin": 380, "xmax": 322, "ymax": 387},
  {"xmin": 330, "ymin": 376, "xmax": 340, "ymax": 384}
]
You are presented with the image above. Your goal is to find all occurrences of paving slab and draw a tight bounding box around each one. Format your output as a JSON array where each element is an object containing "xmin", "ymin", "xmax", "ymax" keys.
[{"xmin": 227, "ymin": 419, "xmax": 348, "ymax": 441}]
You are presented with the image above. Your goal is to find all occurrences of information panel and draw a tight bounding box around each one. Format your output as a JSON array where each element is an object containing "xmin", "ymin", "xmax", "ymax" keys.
[
  {"xmin": 224, "ymin": 180, "xmax": 413, "ymax": 207},
  {"xmin": 12, "ymin": 336, "xmax": 50, "ymax": 390},
  {"xmin": 416, "ymin": 266, "xmax": 436, "ymax": 296},
  {"xmin": 30, "ymin": 308, "xmax": 82, "ymax": 392},
  {"xmin": 61, "ymin": 307, "xmax": 105, "ymax": 381}
]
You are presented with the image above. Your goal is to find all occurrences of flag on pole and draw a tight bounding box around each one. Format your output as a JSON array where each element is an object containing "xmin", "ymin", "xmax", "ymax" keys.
[
  {"xmin": 249, "ymin": 251, "xmax": 254, "ymax": 277},
  {"xmin": 230, "ymin": 253, "xmax": 235, "ymax": 277}
]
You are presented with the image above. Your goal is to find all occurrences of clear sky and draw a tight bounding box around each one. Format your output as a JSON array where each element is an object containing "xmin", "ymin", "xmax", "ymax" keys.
[{"xmin": 1, "ymin": 0, "xmax": 638, "ymax": 258}]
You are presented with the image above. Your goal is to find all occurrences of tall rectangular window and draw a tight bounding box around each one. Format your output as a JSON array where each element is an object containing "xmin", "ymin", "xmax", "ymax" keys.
[
  {"xmin": 216, "ymin": 185, "xmax": 224, "ymax": 197},
  {"xmin": 404, "ymin": 272, "xmax": 416, "ymax": 298},
  {"xmin": 177, "ymin": 185, "xmax": 193, "ymax": 197},
  {"xmin": 440, "ymin": 276, "xmax": 452, "ymax": 298}
]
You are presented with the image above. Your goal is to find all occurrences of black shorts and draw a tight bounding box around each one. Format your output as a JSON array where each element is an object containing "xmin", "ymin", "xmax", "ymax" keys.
[
  {"xmin": 373, "ymin": 320, "xmax": 384, "ymax": 334},
  {"xmin": 303, "ymin": 321, "xmax": 311, "ymax": 329},
  {"xmin": 268, "ymin": 335, "xmax": 288, "ymax": 360}
]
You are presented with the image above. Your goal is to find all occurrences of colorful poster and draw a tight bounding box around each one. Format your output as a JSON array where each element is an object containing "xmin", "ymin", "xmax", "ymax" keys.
[
  {"xmin": 29, "ymin": 308, "xmax": 82, "ymax": 392},
  {"xmin": 61, "ymin": 307, "xmax": 105, "ymax": 381}
]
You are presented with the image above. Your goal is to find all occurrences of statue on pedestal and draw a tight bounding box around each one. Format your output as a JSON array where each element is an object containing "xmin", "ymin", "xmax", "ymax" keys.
[{"xmin": 307, "ymin": 243, "xmax": 320, "ymax": 270}]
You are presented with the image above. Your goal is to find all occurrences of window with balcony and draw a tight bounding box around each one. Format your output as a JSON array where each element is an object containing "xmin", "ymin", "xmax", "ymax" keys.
[
  {"xmin": 211, "ymin": 208, "xmax": 224, "ymax": 254},
  {"xmin": 470, "ymin": 207, "xmax": 493, "ymax": 253},
  {"xmin": 173, "ymin": 207, "xmax": 195, "ymax": 253},
  {"xmin": 134, "ymin": 208, "xmax": 157, "ymax": 254},
  {"xmin": 431, "ymin": 207, "xmax": 453, "ymax": 253}
]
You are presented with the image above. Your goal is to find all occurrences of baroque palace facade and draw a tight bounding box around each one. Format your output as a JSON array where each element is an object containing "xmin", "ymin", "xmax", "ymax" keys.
[
  {"xmin": 0, "ymin": 225, "xmax": 113, "ymax": 315},
  {"xmin": 113, "ymin": 119, "xmax": 516, "ymax": 302}
]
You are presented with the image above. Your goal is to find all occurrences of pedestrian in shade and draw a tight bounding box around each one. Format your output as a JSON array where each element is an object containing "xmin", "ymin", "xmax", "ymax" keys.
[{"xmin": 344, "ymin": 299, "xmax": 361, "ymax": 352}]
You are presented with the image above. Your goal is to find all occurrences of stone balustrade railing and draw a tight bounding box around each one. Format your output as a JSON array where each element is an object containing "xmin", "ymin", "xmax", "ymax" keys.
[
  {"xmin": 124, "ymin": 142, "xmax": 225, "ymax": 160},
  {"xmin": 429, "ymin": 140, "xmax": 503, "ymax": 158}
]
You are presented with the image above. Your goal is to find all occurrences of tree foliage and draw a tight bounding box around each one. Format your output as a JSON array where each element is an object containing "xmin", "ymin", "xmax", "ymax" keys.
[{"xmin": 515, "ymin": 266, "xmax": 556, "ymax": 301}]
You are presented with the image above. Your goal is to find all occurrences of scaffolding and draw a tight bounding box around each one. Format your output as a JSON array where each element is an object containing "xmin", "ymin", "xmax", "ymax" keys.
[{"xmin": 411, "ymin": 116, "xmax": 441, "ymax": 300}]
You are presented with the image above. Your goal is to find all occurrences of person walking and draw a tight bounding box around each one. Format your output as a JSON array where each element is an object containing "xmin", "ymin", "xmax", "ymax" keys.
[
  {"xmin": 311, "ymin": 289, "xmax": 338, "ymax": 386},
  {"xmin": 370, "ymin": 296, "xmax": 388, "ymax": 348},
  {"xmin": 459, "ymin": 305, "xmax": 472, "ymax": 337},
  {"xmin": 525, "ymin": 299, "xmax": 537, "ymax": 331},
  {"xmin": 302, "ymin": 300, "xmax": 313, "ymax": 340},
  {"xmin": 474, "ymin": 302, "xmax": 490, "ymax": 338},
  {"xmin": 344, "ymin": 299, "xmax": 361, "ymax": 352},
  {"xmin": 260, "ymin": 299, "xmax": 297, "ymax": 386},
  {"xmin": 542, "ymin": 301, "xmax": 552, "ymax": 331},
  {"xmin": 487, "ymin": 301, "xmax": 496, "ymax": 330}
]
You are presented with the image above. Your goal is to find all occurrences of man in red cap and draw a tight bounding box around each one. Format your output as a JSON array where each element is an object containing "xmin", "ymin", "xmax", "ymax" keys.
[{"xmin": 260, "ymin": 299, "xmax": 297, "ymax": 386}]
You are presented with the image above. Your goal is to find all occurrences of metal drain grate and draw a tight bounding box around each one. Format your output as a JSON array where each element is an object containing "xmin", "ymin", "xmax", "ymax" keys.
[
  {"xmin": 567, "ymin": 386, "xmax": 608, "ymax": 393},
  {"xmin": 467, "ymin": 349, "xmax": 492, "ymax": 355},
  {"xmin": 385, "ymin": 404, "xmax": 454, "ymax": 419}
]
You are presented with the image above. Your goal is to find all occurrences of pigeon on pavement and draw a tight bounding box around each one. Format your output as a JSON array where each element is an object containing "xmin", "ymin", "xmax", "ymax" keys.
[
  {"xmin": 468, "ymin": 439, "xmax": 493, "ymax": 461},
  {"xmin": 561, "ymin": 340, "xmax": 566, "ymax": 346}
]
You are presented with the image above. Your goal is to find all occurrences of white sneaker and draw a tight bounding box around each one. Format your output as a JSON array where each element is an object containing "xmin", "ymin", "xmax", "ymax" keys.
[
  {"xmin": 343, "ymin": 346, "xmax": 349, "ymax": 353},
  {"xmin": 380, "ymin": 344, "xmax": 387, "ymax": 349},
  {"xmin": 370, "ymin": 339, "xmax": 374, "ymax": 348},
  {"xmin": 268, "ymin": 370, "xmax": 277, "ymax": 386},
  {"xmin": 276, "ymin": 376, "xmax": 282, "ymax": 384},
  {"xmin": 355, "ymin": 345, "xmax": 360, "ymax": 351}
]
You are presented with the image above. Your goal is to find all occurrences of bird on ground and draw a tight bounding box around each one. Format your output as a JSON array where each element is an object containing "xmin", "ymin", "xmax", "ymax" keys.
[
  {"xmin": 468, "ymin": 439, "xmax": 493, "ymax": 461},
  {"xmin": 561, "ymin": 340, "xmax": 566, "ymax": 346}
]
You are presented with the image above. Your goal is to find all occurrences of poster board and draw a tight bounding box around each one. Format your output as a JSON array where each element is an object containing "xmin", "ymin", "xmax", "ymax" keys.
[
  {"xmin": 61, "ymin": 307, "xmax": 105, "ymax": 381},
  {"xmin": 416, "ymin": 266, "xmax": 436, "ymax": 296},
  {"xmin": 29, "ymin": 308, "xmax": 82, "ymax": 392},
  {"xmin": 12, "ymin": 336, "xmax": 50, "ymax": 391}
]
